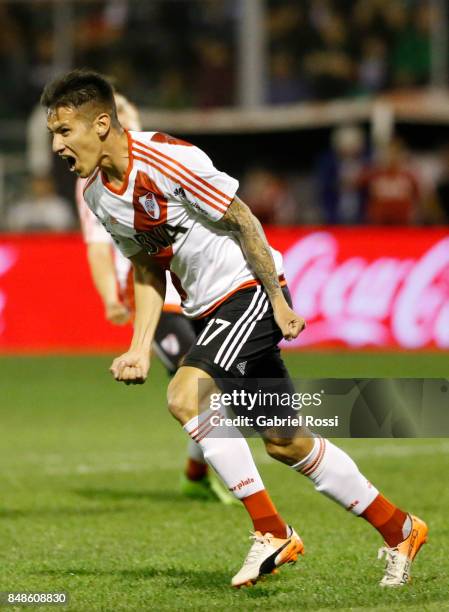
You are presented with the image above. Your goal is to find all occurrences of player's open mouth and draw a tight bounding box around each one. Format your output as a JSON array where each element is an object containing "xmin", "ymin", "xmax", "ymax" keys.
[{"xmin": 62, "ymin": 155, "xmax": 77, "ymax": 172}]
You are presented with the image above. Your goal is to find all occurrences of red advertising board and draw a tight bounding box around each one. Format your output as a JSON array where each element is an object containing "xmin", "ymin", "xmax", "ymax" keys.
[
  {"xmin": 0, "ymin": 228, "xmax": 448, "ymax": 352},
  {"xmin": 269, "ymin": 227, "xmax": 449, "ymax": 350},
  {"xmin": 0, "ymin": 234, "xmax": 131, "ymax": 352}
]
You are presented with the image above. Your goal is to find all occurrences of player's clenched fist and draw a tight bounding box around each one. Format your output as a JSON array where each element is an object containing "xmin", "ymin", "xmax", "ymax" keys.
[
  {"xmin": 274, "ymin": 304, "xmax": 306, "ymax": 341},
  {"xmin": 110, "ymin": 351, "xmax": 150, "ymax": 384},
  {"xmin": 105, "ymin": 301, "xmax": 131, "ymax": 326}
]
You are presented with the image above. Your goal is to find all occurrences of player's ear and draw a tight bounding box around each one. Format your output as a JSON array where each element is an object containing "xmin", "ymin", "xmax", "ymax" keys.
[{"xmin": 94, "ymin": 113, "xmax": 111, "ymax": 138}]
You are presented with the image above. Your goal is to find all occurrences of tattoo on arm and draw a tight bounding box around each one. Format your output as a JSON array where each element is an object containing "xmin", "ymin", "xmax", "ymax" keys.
[{"xmin": 217, "ymin": 196, "xmax": 282, "ymax": 301}]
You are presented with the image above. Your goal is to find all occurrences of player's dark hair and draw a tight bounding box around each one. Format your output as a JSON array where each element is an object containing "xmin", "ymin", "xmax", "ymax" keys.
[{"xmin": 40, "ymin": 68, "xmax": 119, "ymax": 126}]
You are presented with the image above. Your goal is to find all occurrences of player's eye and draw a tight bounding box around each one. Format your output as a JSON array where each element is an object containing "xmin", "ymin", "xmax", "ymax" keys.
[{"xmin": 60, "ymin": 128, "xmax": 70, "ymax": 136}]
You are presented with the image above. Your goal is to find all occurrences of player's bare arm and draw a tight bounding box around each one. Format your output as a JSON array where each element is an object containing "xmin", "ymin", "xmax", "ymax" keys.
[
  {"xmin": 110, "ymin": 250, "xmax": 166, "ymax": 384},
  {"xmin": 217, "ymin": 195, "xmax": 306, "ymax": 340},
  {"xmin": 87, "ymin": 243, "xmax": 130, "ymax": 325}
]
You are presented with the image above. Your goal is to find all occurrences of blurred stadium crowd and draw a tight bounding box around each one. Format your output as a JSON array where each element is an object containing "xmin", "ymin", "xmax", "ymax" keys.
[
  {"xmin": 7, "ymin": 127, "xmax": 449, "ymax": 231},
  {"xmin": 0, "ymin": 0, "xmax": 438, "ymax": 116},
  {"xmin": 267, "ymin": 0, "xmax": 435, "ymax": 103},
  {"xmin": 0, "ymin": 0, "xmax": 448, "ymax": 230}
]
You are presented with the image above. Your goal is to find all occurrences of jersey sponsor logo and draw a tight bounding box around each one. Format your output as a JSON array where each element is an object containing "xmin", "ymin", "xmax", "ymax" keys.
[
  {"xmin": 139, "ymin": 192, "xmax": 161, "ymax": 220},
  {"xmin": 134, "ymin": 223, "xmax": 188, "ymax": 255},
  {"xmin": 173, "ymin": 186, "xmax": 205, "ymax": 215}
]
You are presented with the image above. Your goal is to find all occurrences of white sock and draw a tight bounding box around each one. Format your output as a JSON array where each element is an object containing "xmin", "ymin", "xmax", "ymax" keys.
[
  {"xmin": 292, "ymin": 437, "xmax": 378, "ymax": 515},
  {"xmin": 187, "ymin": 439, "xmax": 207, "ymax": 464},
  {"xmin": 183, "ymin": 410, "xmax": 265, "ymax": 500}
]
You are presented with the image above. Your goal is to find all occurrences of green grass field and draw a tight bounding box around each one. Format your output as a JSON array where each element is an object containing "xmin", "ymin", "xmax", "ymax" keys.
[{"xmin": 1, "ymin": 352, "xmax": 449, "ymax": 611}]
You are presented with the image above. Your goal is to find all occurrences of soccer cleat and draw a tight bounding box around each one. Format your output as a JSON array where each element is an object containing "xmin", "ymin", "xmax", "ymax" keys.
[
  {"xmin": 378, "ymin": 514, "xmax": 428, "ymax": 587},
  {"xmin": 231, "ymin": 526, "xmax": 304, "ymax": 587},
  {"xmin": 180, "ymin": 474, "xmax": 239, "ymax": 505}
]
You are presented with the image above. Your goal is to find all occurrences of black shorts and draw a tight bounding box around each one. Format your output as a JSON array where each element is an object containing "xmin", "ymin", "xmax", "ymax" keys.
[
  {"xmin": 153, "ymin": 312, "xmax": 196, "ymax": 375},
  {"xmin": 183, "ymin": 285, "xmax": 292, "ymax": 382},
  {"xmin": 183, "ymin": 285, "xmax": 299, "ymax": 434}
]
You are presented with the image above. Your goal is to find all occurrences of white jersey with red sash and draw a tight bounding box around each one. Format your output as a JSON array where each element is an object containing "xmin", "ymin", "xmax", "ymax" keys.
[{"xmin": 83, "ymin": 130, "xmax": 284, "ymax": 318}]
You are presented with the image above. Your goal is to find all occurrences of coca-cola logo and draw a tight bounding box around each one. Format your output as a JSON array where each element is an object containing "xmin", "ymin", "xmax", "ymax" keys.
[{"xmin": 283, "ymin": 232, "xmax": 449, "ymax": 349}]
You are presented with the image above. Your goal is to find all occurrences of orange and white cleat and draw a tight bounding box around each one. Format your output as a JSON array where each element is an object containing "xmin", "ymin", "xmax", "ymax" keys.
[
  {"xmin": 231, "ymin": 526, "xmax": 304, "ymax": 588},
  {"xmin": 378, "ymin": 514, "xmax": 428, "ymax": 587}
]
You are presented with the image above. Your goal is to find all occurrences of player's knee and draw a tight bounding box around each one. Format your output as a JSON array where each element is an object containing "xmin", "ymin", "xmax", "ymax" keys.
[
  {"xmin": 264, "ymin": 437, "xmax": 296, "ymax": 465},
  {"xmin": 167, "ymin": 379, "xmax": 196, "ymax": 425},
  {"xmin": 264, "ymin": 434, "xmax": 313, "ymax": 465}
]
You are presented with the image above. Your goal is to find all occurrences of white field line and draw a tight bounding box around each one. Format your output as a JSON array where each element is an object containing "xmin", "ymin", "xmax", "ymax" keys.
[
  {"xmin": 2, "ymin": 442, "xmax": 449, "ymax": 476},
  {"xmin": 44, "ymin": 462, "xmax": 150, "ymax": 475}
]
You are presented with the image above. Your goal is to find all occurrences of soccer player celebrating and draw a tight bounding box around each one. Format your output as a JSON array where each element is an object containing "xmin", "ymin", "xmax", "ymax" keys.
[
  {"xmin": 42, "ymin": 70, "xmax": 427, "ymax": 588},
  {"xmin": 76, "ymin": 92, "xmax": 235, "ymax": 505}
]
